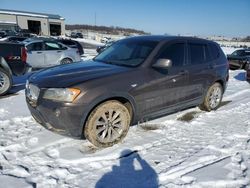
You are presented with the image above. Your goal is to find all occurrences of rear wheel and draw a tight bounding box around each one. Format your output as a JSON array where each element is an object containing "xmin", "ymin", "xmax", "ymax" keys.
[
  {"xmin": 199, "ymin": 83, "xmax": 223, "ymax": 111},
  {"xmin": 84, "ymin": 100, "xmax": 131, "ymax": 147},
  {"xmin": 60, "ymin": 58, "xmax": 73, "ymax": 65},
  {"xmin": 0, "ymin": 68, "xmax": 12, "ymax": 96}
]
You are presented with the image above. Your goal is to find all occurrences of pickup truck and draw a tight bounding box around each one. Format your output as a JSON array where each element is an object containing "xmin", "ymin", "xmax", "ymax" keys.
[{"xmin": 0, "ymin": 42, "xmax": 30, "ymax": 95}]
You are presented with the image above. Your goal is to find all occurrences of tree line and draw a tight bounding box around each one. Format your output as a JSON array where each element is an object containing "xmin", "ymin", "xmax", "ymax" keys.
[{"xmin": 65, "ymin": 24, "xmax": 149, "ymax": 35}]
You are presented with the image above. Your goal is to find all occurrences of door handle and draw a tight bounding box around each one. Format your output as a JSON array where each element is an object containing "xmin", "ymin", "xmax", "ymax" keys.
[
  {"xmin": 57, "ymin": 51, "xmax": 62, "ymax": 53},
  {"xmin": 36, "ymin": 51, "xmax": 42, "ymax": 54}
]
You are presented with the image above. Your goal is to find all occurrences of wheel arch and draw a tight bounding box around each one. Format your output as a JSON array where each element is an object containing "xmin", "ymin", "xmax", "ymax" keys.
[
  {"xmin": 0, "ymin": 57, "xmax": 12, "ymax": 75},
  {"xmin": 214, "ymin": 79, "xmax": 225, "ymax": 92},
  {"xmin": 80, "ymin": 93, "xmax": 136, "ymax": 138}
]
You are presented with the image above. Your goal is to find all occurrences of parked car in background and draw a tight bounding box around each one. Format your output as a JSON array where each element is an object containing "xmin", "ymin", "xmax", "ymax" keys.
[
  {"xmin": 100, "ymin": 37, "xmax": 111, "ymax": 43},
  {"xmin": 56, "ymin": 38, "xmax": 84, "ymax": 55},
  {"xmin": 227, "ymin": 49, "xmax": 250, "ymax": 70},
  {"xmin": 26, "ymin": 36, "xmax": 229, "ymax": 147},
  {"xmin": 24, "ymin": 39, "xmax": 81, "ymax": 69},
  {"xmin": 96, "ymin": 40, "xmax": 115, "ymax": 53},
  {"xmin": 0, "ymin": 42, "xmax": 30, "ymax": 95},
  {"xmin": 70, "ymin": 32, "xmax": 83, "ymax": 39},
  {"xmin": 0, "ymin": 36, "xmax": 28, "ymax": 43},
  {"xmin": 0, "ymin": 30, "xmax": 18, "ymax": 37}
]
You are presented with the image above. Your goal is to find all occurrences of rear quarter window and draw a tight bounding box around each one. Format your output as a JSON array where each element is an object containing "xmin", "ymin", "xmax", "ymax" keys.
[
  {"xmin": 45, "ymin": 42, "xmax": 66, "ymax": 50},
  {"xmin": 61, "ymin": 40, "xmax": 75, "ymax": 46}
]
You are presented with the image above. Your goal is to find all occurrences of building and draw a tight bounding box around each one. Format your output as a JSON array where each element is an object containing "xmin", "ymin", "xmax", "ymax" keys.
[{"xmin": 0, "ymin": 9, "xmax": 65, "ymax": 36}]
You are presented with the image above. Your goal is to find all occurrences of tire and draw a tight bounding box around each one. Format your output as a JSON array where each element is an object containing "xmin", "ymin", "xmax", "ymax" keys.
[
  {"xmin": 199, "ymin": 83, "xmax": 223, "ymax": 112},
  {"xmin": 60, "ymin": 58, "xmax": 73, "ymax": 65},
  {"xmin": 244, "ymin": 63, "xmax": 249, "ymax": 71},
  {"xmin": 0, "ymin": 68, "xmax": 12, "ymax": 96},
  {"xmin": 84, "ymin": 100, "xmax": 131, "ymax": 147}
]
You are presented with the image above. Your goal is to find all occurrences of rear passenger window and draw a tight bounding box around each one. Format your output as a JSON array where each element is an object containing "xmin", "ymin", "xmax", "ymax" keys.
[
  {"xmin": 209, "ymin": 43, "xmax": 220, "ymax": 60},
  {"xmin": 27, "ymin": 42, "xmax": 43, "ymax": 51},
  {"xmin": 188, "ymin": 43, "xmax": 205, "ymax": 64},
  {"xmin": 158, "ymin": 43, "xmax": 185, "ymax": 67}
]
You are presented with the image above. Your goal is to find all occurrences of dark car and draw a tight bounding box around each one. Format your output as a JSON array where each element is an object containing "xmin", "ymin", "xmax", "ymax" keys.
[
  {"xmin": 25, "ymin": 36, "xmax": 229, "ymax": 147},
  {"xmin": 0, "ymin": 30, "xmax": 18, "ymax": 37},
  {"xmin": 57, "ymin": 39, "xmax": 84, "ymax": 55},
  {"xmin": 0, "ymin": 42, "xmax": 30, "ymax": 95},
  {"xmin": 0, "ymin": 36, "xmax": 28, "ymax": 43},
  {"xmin": 227, "ymin": 49, "xmax": 250, "ymax": 70},
  {"xmin": 70, "ymin": 32, "xmax": 83, "ymax": 39},
  {"xmin": 96, "ymin": 40, "xmax": 115, "ymax": 54}
]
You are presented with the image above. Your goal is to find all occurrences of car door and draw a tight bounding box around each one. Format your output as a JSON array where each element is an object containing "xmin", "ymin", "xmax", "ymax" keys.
[
  {"xmin": 26, "ymin": 42, "xmax": 45, "ymax": 68},
  {"xmin": 44, "ymin": 41, "xmax": 64, "ymax": 67},
  {"xmin": 134, "ymin": 41, "xmax": 189, "ymax": 118},
  {"xmin": 185, "ymin": 41, "xmax": 214, "ymax": 100}
]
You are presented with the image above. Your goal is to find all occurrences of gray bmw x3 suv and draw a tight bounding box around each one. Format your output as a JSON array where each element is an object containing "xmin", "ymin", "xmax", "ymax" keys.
[{"xmin": 26, "ymin": 36, "xmax": 229, "ymax": 147}]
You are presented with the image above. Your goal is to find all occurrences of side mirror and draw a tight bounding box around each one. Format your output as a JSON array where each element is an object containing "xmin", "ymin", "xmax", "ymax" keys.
[{"xmin": 152, "ymin": 59, "xmax": 172, "ymax": 69}]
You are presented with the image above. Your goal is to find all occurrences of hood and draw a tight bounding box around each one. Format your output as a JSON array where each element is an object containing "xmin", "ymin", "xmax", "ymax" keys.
[{"xmin": 29, "ymin": 60, "xmax": 130, "ymax": 88}]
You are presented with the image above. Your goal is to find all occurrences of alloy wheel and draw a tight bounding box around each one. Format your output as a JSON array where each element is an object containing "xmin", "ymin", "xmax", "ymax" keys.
[
  {"xmin": 85, "ymin": 100, "xmax": 131, "ymax": 147},
  {"xmin": 94, "ymin": 109, "xmax": 126, "ymax": 143},
  {"xmin": 0, "ymin": 71, "xmax": 10, "ymax": 94},
  {"xmin": 208, "ymin": 86, "xmax": 222, "ymax": 109}
]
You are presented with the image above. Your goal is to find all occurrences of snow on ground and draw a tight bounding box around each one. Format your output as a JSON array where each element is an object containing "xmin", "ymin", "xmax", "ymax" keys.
[
  {"xmin": 0, "ymin": 49, "xmax": 250, "ymax": 188},
  {"xmin": 81, "ymin": 49, "xmax": 98, "ymax": 61},
  {"xmin": 72, "ymin": 38, "xmax": 104, "ymax": 46},
  {"xmin": 62, "ymin": 36, "xmax": 104, "ymax": 47}
]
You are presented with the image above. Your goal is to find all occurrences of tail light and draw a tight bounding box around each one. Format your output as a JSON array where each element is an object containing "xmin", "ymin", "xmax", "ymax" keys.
[
  {"xmin": 76, "ymin": 50, "xmax": 80, "ymax": 55},
  {"xmin": 21, "ymin": 47, "xmax": 27, "ymax": 63}
]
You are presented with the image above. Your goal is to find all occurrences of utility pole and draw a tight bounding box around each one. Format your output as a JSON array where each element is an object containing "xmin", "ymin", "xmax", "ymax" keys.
[{"xmin": 94, "ymin": 12, "xmax": 96, "ymax": 26}]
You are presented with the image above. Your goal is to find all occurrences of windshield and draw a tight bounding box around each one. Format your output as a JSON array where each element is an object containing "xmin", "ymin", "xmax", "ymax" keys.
[
  {"xmin": 94, "ymin": 40, "xmax": 158, "ymax": 67},
  {"xmin": 232, "ymin": 50, "xmax": 244, "ymax": 56}
]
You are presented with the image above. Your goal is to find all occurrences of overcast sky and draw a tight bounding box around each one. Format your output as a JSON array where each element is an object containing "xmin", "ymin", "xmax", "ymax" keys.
[{"xmin": 1, "ymin": 0, "xmax": 249, "ymax": 37}]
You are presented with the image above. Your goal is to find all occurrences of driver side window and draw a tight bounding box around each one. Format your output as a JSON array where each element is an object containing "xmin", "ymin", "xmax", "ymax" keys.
[{"xmin": 157, "ymin": 43, "xmax": 185, "ymax": 67}]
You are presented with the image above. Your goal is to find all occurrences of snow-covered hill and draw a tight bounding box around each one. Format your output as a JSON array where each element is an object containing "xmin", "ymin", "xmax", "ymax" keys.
[{"xmin": 0, "ymin": 50, "xmax": 250, "ymax": 187}]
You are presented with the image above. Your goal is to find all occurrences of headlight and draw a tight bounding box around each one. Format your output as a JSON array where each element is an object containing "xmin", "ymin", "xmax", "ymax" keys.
[{"xmin": 43, "ymin": 88, "xmax": 81, "ymax": 102}]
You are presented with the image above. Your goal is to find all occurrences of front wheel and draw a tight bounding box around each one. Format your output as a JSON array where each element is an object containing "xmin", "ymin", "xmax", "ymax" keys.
[
  {"xmin": 0, "ymin": 68, "xmax": 12, "ymax": 96},
  {"xmin": 199, "ymin": 83, "xmax": 223, "ymax": 111},
  {"xmin": 84, "ymin": 100, "xmax": 131, "ymax": 147}
]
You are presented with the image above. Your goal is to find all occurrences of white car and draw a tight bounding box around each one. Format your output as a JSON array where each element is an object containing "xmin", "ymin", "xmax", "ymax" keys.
[{"xmin": 24, "ymin": 40, "xmax": 81, "ymax": 69}]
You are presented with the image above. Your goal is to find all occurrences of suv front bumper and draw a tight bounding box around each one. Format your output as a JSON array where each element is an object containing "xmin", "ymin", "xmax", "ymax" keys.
[{"xmin": 26, "ymin": 96, "xmax": 87, "ymax": 138}]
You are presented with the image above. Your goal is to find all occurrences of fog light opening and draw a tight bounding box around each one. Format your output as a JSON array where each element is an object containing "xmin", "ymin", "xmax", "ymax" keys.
[{"xmin": 55, "ymin": 109, "xmax": 61, "ymax": 117}]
